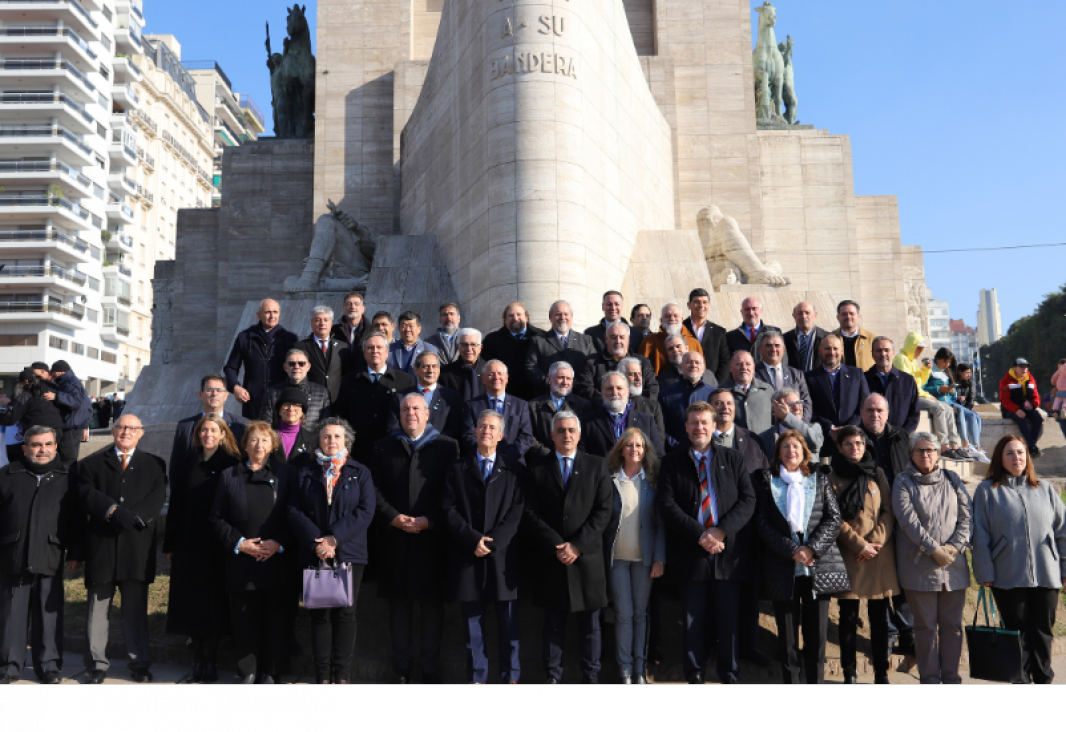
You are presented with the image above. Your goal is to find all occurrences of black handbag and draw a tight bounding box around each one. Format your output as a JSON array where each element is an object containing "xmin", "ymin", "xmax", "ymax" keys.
[{"xmin": 965, "ymin": 588, "xmax": 1026, "ymax": 684}]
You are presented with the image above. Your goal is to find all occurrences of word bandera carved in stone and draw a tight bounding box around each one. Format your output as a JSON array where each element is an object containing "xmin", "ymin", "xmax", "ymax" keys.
[{"xmin": 490, "ymin": 12, "xmax": 576, "ymax": 82}]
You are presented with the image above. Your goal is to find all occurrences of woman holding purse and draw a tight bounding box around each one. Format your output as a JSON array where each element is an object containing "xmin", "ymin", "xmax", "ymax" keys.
[
  {"xmin": 972, "ymin": 435, "xmax": 1066, "ymax": 684},
  {"xmin": 288, "ymin": 417, "xmax": 375, "ymax": 684}
]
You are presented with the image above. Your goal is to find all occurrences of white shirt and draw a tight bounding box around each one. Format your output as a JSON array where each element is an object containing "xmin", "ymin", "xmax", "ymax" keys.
[
  {"xmin": 712, "ymin": 428, "xmax": 734, "ymax": 442},
  {"xmin": 691, "ymin": 321, "xmax": 707, "ymax": 342},
  {"xmin": 766, "ymin": 363, "xmax": 784, "ymax": 388},
  {"xmin": 114, "ymin": 446, "xmax": 136, "ymax": 461},
  {"xmin": 314, "ymin": 335, "xmax": 330, "ymax": 351}
]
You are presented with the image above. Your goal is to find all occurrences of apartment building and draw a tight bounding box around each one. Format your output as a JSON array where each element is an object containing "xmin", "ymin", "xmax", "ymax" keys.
[
  {"xmin": 927, "ymin": 293, "xmax": 951, "ymax": 353},
  {"xmin": 185, "ymin": 59, "xmax": 264, "ymax": 206},
  {"xmin": 976, "ymin": 288, "xmax": 1002, "ymax": 348},
  {"xmin": 949, "ymin": 319, "xmax": 979, "ymax": 365},
  {"xmin": 0, "ymin": 0, "xmax": 124, "ymax": 396}
]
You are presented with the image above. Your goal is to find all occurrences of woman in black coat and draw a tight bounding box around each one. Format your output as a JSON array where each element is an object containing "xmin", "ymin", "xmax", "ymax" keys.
[
  {"xmin": 163, "ymin": 415, "xmax": 240, "ymax": 683},
  {"xmin": 270, "ymin": 386, "xmax": 316, "ymax": 469},
  {"xmin": 288, "ymin": 418, "xmax": 375, "ymax": 684},
  {"xmin": 209, "ymin": 421, "xmax": 296, "ymax": 684},
  {"xmin": 754, "ymin": 429, "xmax": 846, "ymax": 684}
]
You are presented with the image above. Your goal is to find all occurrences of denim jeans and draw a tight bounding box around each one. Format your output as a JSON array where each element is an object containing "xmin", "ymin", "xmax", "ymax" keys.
[
  {"xmin": 954, "ymin": 405, "xmax": 982, "ymax": 445},
  {"xmin": 608, "ymin": 560, "xmax": 654, "ymax": 677}
]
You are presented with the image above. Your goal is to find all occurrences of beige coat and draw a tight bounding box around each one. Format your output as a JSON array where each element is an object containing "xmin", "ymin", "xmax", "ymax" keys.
[{"xmin": 830, "ymin": 469, "xmax": 900, "ymax": 600}]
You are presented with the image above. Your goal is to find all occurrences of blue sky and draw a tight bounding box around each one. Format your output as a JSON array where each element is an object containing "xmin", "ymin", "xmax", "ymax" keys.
[{"xmin": 145, "ymin": 0, "xmax": 1064, "ymax": 331}]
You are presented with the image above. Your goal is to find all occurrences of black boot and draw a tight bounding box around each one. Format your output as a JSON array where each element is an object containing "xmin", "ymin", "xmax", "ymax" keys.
[
  {"xmin": 189, "ymin": 638, "xmax": 205, "ymax": 683},
  {"xmin": 843, "ymin": 666, "xmax": 857, "ymax": 684}
]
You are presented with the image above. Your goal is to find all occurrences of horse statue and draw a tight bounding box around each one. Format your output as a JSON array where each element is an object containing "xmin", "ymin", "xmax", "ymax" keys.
[
  {"xmin": 778, "ymin": 35, "xmax": 798, "ymax": 125},
  {"xmin": 266, "ymin": 5, "xmax": 315, "ymax": 139},
  {"xmin": 752, "ymin": 2, "xmax": 787, "ymax": 128}
]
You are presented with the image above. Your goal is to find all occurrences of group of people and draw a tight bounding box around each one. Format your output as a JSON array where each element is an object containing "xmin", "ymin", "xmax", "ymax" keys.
[{"xmin": 0, "ymin": 289, "xmax": 1062, "ymax": 685}]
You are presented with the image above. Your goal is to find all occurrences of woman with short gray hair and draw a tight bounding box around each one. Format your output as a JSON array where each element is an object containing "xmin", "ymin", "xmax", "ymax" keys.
[{"xmin": 891, "ymin": 430, "xmax": 972, "ymax": 684}]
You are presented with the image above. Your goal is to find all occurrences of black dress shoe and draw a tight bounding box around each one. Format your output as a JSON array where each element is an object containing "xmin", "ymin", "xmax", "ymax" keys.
[
  {"xmin": 741, "ymin": 649, "xmax": 772, "ymax": 668},
  {"xmin": 396, "ymin": 673, "xmax": 410, "ymax": 684},
  {"xmin": 190, "ymin": 662, "xmax": 205, "ymax": 683},
  {"xmin": 131, "ymin": 669, "xmax": 153, "ymax": 683},
  {"xmin": 255, "ymin": 674, "xmax": 275, "ymax": 684},
  {"xmin": 238, "ymin": 674, "xmax": 256, "ymax": 684},
  {"xmin": 546, "ymin": 677, "xmax": 559, "ymax": 684},
  {"xmin": 875, "ymin": 675, "xmax": 890, "ymax": 685},
  {"xmin": 0, "ymin": 674, "xmax": 19, "ymax": 684},
  {"xmin": 721, "ymin": 676, "xmax": 739, "ymax": 684},
  {"xmin": 687, "ymin": 674, "xmax": 705, "ymax": 684},
  {"xmin": 40, "ymin": 670, "xmax": 62, "ymax": 684},
  {"xmin": 85, "ymin": 669, "xmax": 106, "ymax": 684},
  {"xmin": 582, "ymin": 677, "xmax": 598, "ymax": 684},
  {"xmin": 423, "ymin": 672, "xmax": 442, "ymax": 684},
  {"xmin": 203, "ymin": 663, "xmax": 218, "ymax": 683},
  {"xmin": 844, "ymin": 674, "xmax": 857, "ymax": 684}
]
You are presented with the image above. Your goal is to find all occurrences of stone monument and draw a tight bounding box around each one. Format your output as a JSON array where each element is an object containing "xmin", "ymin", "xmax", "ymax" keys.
[{"xmin": 128, "ymin": 0, "xmax": 929, "ymax": 423}]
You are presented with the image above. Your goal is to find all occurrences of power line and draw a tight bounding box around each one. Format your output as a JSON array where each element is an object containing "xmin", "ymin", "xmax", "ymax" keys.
[{"xmin": 922, "ymin": 242, "xmax": 1066, "ymax": 254}]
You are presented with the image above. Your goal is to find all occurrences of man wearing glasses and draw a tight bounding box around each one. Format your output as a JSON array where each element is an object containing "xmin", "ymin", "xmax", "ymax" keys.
[
  {"xmin": 77, "ymin": 415, "xmax": 168, "ymax": 683},
  {"xmin": 258, "ymin": 349, "xmax": 331, "ymax": 426},
  {"xmin": 169, "ymin": 374, "xmax": 248, "ymax": 493}
]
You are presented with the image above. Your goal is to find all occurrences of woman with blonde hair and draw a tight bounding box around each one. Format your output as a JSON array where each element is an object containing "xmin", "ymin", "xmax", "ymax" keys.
[
  {"xmin": 163, "ymin": 414, "xmax": 241, "ymax": 683},
  {"xmin": 603, "ymin": 427, "xmax": 665, "ymax": 684},
  {"xmin": 972, "ymin": 435, "xmax": 1066, "ymax": 684}
]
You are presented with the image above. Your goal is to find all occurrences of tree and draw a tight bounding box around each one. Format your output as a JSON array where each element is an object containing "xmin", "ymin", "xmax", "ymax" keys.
[{"xmin": 981, "ymin": 284, "xmax": 1066, "ymax": 401}]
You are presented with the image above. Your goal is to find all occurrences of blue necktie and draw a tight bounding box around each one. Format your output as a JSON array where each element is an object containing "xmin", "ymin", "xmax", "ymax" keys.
[
  {"xmin": 799, "ymin": 332, "xmax": 810, "ymax": 370},
  {"xmin": 480, "ymin": 458, "xmax": 492, "ymax": 482},
  {"xmin": 561, "ymin": 457, "xmax": 572, "ymax": 491},
  {"xmin": 492, "ymin": 398, "xmax": 504, "ymax": 415}
]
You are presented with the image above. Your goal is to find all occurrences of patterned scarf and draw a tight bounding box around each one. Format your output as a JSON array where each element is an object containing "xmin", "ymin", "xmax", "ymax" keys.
[{"xmin": 315, "ymin": 448, "xmax": 348, "ymax": 504}]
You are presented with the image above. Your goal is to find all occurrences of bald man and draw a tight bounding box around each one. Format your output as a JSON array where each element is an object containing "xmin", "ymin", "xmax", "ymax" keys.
[
  {"xmin": 783, "ymin": 301, "xmax": 829, "ymax": 372},
  {"xmin": 724, "ymin": 297, "xmax": 780, "ymax": 359},
  {"xmin": 223, "ymin": 298, "xmax": 300, "ymax": 419}
]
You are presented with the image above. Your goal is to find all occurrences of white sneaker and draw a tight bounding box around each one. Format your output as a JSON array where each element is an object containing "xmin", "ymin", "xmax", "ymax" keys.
[{"xmin": 968, "ymin": 445, "xmax": 990, "ymax": 463}]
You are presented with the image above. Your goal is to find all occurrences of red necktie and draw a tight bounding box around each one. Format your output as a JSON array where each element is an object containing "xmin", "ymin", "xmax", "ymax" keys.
[
  {"xmin": 422, "ymin": 388, "xmax": 430, "ymax": 395},
  {"xmin": 321, "ymin": 340, "xmax": 327, "ymax": 354}
]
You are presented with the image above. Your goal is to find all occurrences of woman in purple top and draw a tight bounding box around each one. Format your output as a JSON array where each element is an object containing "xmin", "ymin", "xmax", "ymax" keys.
[{"xmin": 271, "ymin": 386, "xmax": 316, "ymax": 469}]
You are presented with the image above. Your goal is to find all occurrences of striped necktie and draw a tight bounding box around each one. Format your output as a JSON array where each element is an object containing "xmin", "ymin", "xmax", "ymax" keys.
[
  {"xmin": 798, "ymin": 332, "xmax": 810, "ymax": 370},
  {"xmin": 698, "ymin": 455, "xmax": 717, "ymax": 528}
]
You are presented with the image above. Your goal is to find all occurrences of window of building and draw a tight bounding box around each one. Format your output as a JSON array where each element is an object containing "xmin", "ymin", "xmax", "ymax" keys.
[
  {"xmin": 48, "ymin": 335, "xmax": 68, "ymax": 350},
  {"xmin": 0, "ymin": 334, "xmax": 39, "ymax": 347},
  {"xmin": 71, "ymin": 342, "xmax": 85, "ymax": 356},
  {"xmin": 88, "ymin": 346, "xmax": 100, "ymax": 359},
  {"xmin": 101, "ymin": 351, "xmax": 117, "ymax": 364}
]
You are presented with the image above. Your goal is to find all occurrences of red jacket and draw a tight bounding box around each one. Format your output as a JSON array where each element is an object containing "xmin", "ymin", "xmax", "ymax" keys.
[{"xmin": 999, "ymin": 371, "xmax": 1040, "ymax": 412}]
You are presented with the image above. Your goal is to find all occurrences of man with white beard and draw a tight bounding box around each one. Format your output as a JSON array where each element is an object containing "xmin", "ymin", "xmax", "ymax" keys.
[
  {"xmin": 576, "ymin": 322, "xmax": 658, "ymax": 404},
  {"xmin": 527, "ymin": 362, "xmax": 591, "ymax": 459},
  {"xmin": 618, "ymin": 357, "xmax": 666, "ymax": 443},
  {"xmin": 638, "ymin": 303, "xmax": 703, "ymax": 376},
  {"xmin": 579, "ymin": 373, "xmax": 664, "ymax": 458}
]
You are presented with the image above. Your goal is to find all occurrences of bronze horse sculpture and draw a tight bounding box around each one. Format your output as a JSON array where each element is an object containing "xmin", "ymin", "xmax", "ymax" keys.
[{"xmin": 266, "ymin": 5, "xmax": 315, "ymax": 139}]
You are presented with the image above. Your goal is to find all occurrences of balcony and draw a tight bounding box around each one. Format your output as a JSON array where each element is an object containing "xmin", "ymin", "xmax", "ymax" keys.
[
  {"xmin": 134, "ymin": 109, "xmax": 157, "ymax": 136},
  {"xmin": 112, "ymin": 54, "xmax": 142, "ymax": 84},
  {"xmin": 108, "ymin": 138, "xmax": 137, "ymax": 166},
  {"xmin": 0, "ymin": 92, "xmax": 94, "ymax": 132},
  {"xmin": 0, "ymin": 159, "xmax": 94, "ymax": 198},
  {"xmin": 102, "ymin": 259, "xmax": 132, "ymax": 279},
  {"xmin": 0, "ymin": 228, "xmax": 93, "ymax": 263},
  {"xmin": 100, "ymin": 321, "xmax": 130, "ymax": 342},
  {"xmin": 0, "ymin": 1, "xmax": 101, "ymax": 40},
  {"xmin": 113, "ymin": 25, "xmax": 142, "ymax": 55},
  {"xmin": 111, "ymin": 83, "xmax": 140, "ymax": 111},
  {"xmin": 135, "ymin": 146, "xmax": 154, "ymax": 170},
  {"xmin": 0, "ymin": 300, "xmax": 87, "ymax": 327},
  {"xmin": 237, "ymin": 93, "xmax": 266, "ymax": 134},
  {"xmin": 105, "ymin": 197, "xmax": 135, "ymax": 225},
  {"xmin": 0, "ymin": 27, "xmax": 98, "ymax": 68},
  {"xmin": 0, "ymin": 125, "xmax": 95, "ymax": 164},
  {"xmin": 0, "ymin": 264, "xmax": 88, "ymax": 294},
  {"xmin": 0, "ymin": 59, "xmax": 98, "ymax": 102},
  {"xmin": 0, "ymin": 193, "xmax": 92, "ymax": 227},
  {"xmin": 107, "ymin": 169, "xmax": 137, "ymax": 196}
]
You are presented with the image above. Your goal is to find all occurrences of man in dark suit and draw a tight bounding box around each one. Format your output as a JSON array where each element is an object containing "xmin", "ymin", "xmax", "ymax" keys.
[
  {"xmin": 617, "ymin": 357, "xmax": 667, "ymax": 446},
  {"xmin": 461, "ymin": 360, "xmax": 534, "ymax": 463},
  {"xmin": 372, "ymin": 394, "xmax": 460, "ymax": 684},
  {"xmin": 0, "ymin": 426, "xmax": 82, "ymax": 684},
  {"xmin": 524, "ymin": 300, "xmax": 598, "ymax": 397},
  {"xmin": 582, "ymin": 290, "xmax": 629, "ymax": 352},
  {"xmin": 298, "ymin": 306, "xmax": 352, "ymax": 404},
  {"xmin": 658, "ymin": 351, "xmax": 717, "ymax": 451},
  {"xmin": 481, "ymin": 301, "xmax": 545, "ymax": 401},
  {"xmin": 783, "ymin": 301, "xmax": 828, "ymax": 373},
  {"xmin": 864, "ymin": 336, "xmax": 920, "ymax": 432},
  {"xmin": 170, "ymin": 373, "xmax": 247, "ymax": 484},
  {"xmin": 439, "ymin": 328, "xmax": 489, "ymax": 401},
  {"xmin": 755, "ymin": 330, "xmax": 812, "ymax": 423},
  {"xmin": 528, "ymin": 361, "xmax": 591, "ymax": 459},
  {"xmin": 805, "ymin": 335, "xmax": 870, "ymax": 456},
  {"xmin": 656, "ymin": 401, "xmax": 756, "ymax": 684},
  {"xmin": 720, "ymin": 351, "xmax": 775, "ymax": 457},
  {"xmin": 579, "ymin": 373, "xmax": 664, "ymax": 458},
  {"xmin": 683, "ymin": 288, "xmax": 731, "ymax": 383},
  {"xmin": 441, "ymin": 409, "xmax": 526, "ymax": 684},
  {"xmin": 628, "ymin": 303, "xmax": 653, "ymax": 353},
  {"xmin": 523, "ymin": 411, "xmax": 613, "ymax": 683},
  {"xmin": 77, "ymin": 414, "xmax": 168, "ymax": 684},
  {"xmin": 575, "ymin": 322, "xmax": 658, "ymax": 404},
  {"xmin": 330, "ymin": 292, "xmax": 369, "ymax": 351},
  {"xmin": 336, "ymin": 334, "xmax": 416, "ymax": 466},
  {"xmin": 387, "ymin": 351, "xmax": 465, "ymax": 441},
  {"xmin": 424, "ymin": 302, "xmax": 462, "ymax": 365},
  {"xmin": 223, "ymin": 298, "xmax": 299, "ymax": 419},
  {"xmin": 725, "ymin": 296, "xmax": 780, "ymax": 359}
]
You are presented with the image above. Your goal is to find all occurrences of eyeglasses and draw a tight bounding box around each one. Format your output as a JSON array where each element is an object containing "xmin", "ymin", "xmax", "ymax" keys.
[
  {"xmin": 202, "ymin": 388, "xmax": 227, "ymax": 394},
  {"xmin": 286, "ymin": 361, "xmax": 309, "ymax": 367},
  {"xmin": 114, "ymin": 426, "xmax": 142, "ymax": 433},
  {"xmin": 913, "ymin": 448, "xmax": 939, "ymax": 455}
]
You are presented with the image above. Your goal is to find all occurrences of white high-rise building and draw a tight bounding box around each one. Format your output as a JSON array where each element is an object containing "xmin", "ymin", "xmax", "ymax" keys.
[
  {"xmin": 927, "ymin": 292, "xmax": 951, "ymax": 353},
  {"xmin": 976, "ymin": 288, "xmax": 1002, "ymax": 348},
  {"xmin": 0, "ymin": 0, "xmax": 124, "ymax": 396}
]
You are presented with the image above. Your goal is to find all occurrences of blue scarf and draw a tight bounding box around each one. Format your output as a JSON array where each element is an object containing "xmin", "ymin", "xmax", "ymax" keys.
[{"xmin": 393, "ymin": 423, "xmax": 440, "ymax": 452}]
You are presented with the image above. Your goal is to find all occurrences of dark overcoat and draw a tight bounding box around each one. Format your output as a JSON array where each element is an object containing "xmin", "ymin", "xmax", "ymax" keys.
[
  {"xmin": 522, "ymin": 452, "xmax": 612, "ymax": 612},
  {"xmin": 78, "ymin": 447, "xmax": 168, "ymax": 586},
  {"xmin": 0, "ymin": 459, "xmax": 81, "ymax": 577},
  {"xmin": 442, "ymin": 453, "xmax": 525, "ymax": 602},
  {"xmin": 527, "ymin": 393, "xmax": 591, "ymax": 460},
  {"xmin": 223, "ymin": 324, "xmax": 300, "ymax": 419},
  {"xmin": 335, "ymin": 368, "xmax": 416, "ymax": 464},
  {"xmin": 579, "ymin": 404, "xmax": 664, "ymax": 458},
  {"xmin": 370, "ymin": 434, "xmax": 459, "ymax": 599},
  {"xmin": 288, "ymin": 457, "xmax": 375, "ymax": 568}
]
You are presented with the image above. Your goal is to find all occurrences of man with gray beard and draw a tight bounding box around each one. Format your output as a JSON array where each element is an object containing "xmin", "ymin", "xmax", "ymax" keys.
[
  {"xmin": 618, "ymin": 357, "xmax": 666, "ymax": 443},
  {"xmin": 579, "ymin": 373, "xmax": 664, "ymax": 458},
  {"xmin": 576, "ymin": 322, "xmax": 658, "ymax": 403},
  {"xmin": 637, "ymin": 303, "xmax": 703, "ymax": 376}
]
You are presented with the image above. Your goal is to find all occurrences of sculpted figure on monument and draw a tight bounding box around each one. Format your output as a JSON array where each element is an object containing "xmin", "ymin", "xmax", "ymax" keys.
[
  {"xmin": 753, "ymin": 2, "xmax": 788, "ymax": 128},
  {"xmin": 266, "ymin": 5, "xmax": 315, "ymax": 139},
  {"xmin": 149, "ymin": 278, "xmax": 174, "ymax": 364},
  {"xmin": 697, "ymin": 206, "xmax": 790, "ymax": 289},
  {"xmin": 778, "ymin": 35, "xmax": 798, "ymax": 125},
  {"xmin": 284, "ymin": 200, "xmax": 378, "ymax": 294}
]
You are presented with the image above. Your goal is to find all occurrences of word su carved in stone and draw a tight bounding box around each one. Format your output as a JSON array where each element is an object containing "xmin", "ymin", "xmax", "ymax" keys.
[{"xmin": 490, "ymin": 52, "xmax": 578, "ymax": 81}]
